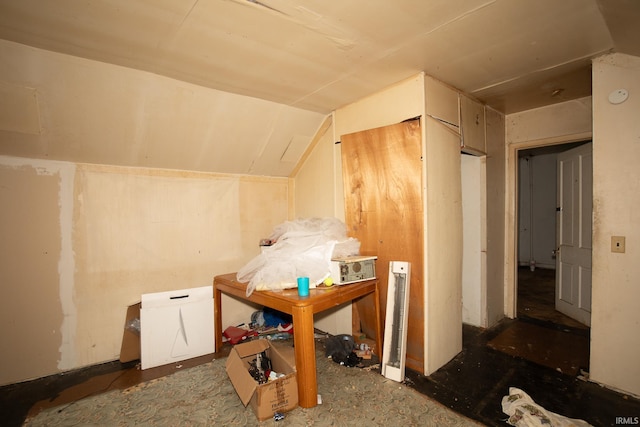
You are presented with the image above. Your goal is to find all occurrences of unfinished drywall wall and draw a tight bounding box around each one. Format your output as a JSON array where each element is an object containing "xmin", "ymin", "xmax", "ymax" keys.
[
  {"xmin": 71, "ymin": 163, "xmax": 288, "ymax": 369},
  {"xmin": 0, "ymin": 157, "xmax": 73, "ymax": 383},
  {"xmin": 590, "ymin": 53, "xmax": 640, "ymax": 397},
  {"xmin": 0, "ymin": 155, "xmax": 288, "ymax": 385}
]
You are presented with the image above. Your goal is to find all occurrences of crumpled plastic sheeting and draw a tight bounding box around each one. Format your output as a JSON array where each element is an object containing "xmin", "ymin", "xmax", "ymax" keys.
[
  {"xmin": 502, "ymin": 387, "xmax": 592, "ymax": 427},
  {"xmin": 237, "ymin": 217, "xmax": 360, "ymax": 296}
]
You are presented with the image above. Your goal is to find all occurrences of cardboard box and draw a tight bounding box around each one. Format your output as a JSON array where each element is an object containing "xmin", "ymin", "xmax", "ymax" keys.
[
  {"xmin": 226, "ymin": 340, "xmax": 298, "ymax": 421},
  {"xmin": 140, "ymin": 286, "xmax": 215, "ymax": 370},
  {"xmin": 120, "ymin": 302, "xmax": 141, "ymax": 363}
]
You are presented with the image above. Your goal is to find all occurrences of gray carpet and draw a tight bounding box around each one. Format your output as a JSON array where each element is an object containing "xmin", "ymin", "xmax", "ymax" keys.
[{"xmin": 24, "ymin": 346, "xmax": 480, "ymax": 426}]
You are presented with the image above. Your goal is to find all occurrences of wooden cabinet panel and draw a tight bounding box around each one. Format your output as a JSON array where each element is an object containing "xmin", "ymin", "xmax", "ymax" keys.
[{"xmin": 341, "ymin": 119, "xmax": 425, "ymax": 372}]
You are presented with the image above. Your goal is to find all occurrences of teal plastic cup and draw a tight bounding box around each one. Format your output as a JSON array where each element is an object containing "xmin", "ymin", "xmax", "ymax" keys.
[{"xmin": 297, "ymin": 276, "xmax": 310, "ymax": 297}]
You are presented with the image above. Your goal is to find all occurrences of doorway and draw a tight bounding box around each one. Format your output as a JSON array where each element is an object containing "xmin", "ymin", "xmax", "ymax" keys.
[
  {"xmin": 507, "ymin": 141, "xmax": 592, "ymax": 375},
  {"xmin": 516, "ymin": 141, "xmax": 591, "ymax": 330}
]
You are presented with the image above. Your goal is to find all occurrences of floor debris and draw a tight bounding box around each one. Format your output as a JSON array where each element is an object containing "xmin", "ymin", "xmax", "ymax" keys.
[{"xmin": 502, "ymin": 387, "xmax": 592, "ymax": 426}]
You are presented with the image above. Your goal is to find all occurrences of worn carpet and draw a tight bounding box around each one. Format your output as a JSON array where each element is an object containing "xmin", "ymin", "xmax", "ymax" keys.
[{"xmin": 23, "ymin": 347, "xmax": 480, "ymax": 426}]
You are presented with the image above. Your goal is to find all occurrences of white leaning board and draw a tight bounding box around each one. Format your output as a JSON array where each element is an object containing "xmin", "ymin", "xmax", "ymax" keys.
[
  {"xmin": 381, "ymin": 261, "xmax": 411, "ymax": 382},
  {"xmin": 140, "ymin": 286, "xmax": 215, "ymax": 370}
]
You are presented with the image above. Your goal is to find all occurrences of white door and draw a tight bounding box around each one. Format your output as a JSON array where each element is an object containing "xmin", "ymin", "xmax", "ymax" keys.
[{"xmin": 555, "ymin": 142, "xmax": 592, "ymax": 326}]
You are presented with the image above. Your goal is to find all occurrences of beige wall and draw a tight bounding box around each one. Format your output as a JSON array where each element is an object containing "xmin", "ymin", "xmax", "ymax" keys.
[
  {"xmin": 461, "ymin": 154, "xmax": 486, "ymax": 326},
  {"xmin": 290, "ymin": 115, "xmax": 354, "ymax": 335},
  {"xmin": 0, "ymin": 156, "xmax": 288, "ymax": 385},
  {"xmin": 291, "ymin": 116, "xmax": 336, "ymax": 220},
  {"xmin": 334, "ymin": 75, "xmax": 425, "ymax": 137},
  {"xmin": 423, "ymin": 76, "xmax": 465, "ymax": 373},
  {"xmin": 0, "ymin": 40, "xmax": 323, "ymax": 178},
  {"xmin": 590, "ymin": 53, "xmax": 640, "ymax": 397},
  {"xmin": 485, "ymin": 107, "xmax": 506, "ymax": 327}
]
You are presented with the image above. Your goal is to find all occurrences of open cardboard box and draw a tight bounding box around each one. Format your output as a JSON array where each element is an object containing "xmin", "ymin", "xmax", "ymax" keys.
[
  {"xmin": 226, "ymin": 340, "xmax": 298, "ymax": 421},
  {"xmin": 120, "ymin": 302, "xmax": 141, "ymax": 363}
]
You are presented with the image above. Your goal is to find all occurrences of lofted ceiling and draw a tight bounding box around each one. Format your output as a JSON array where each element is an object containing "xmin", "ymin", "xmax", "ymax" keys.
[{"xmin": 1, "ymin": 0, "xmax": 639, "ymax": 175}]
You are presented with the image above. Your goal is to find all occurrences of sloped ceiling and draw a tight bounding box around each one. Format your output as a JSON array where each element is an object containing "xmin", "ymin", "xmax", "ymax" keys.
[{"xmin": 1, "ymin": 0, "xmax": 639, "ymax": 175}]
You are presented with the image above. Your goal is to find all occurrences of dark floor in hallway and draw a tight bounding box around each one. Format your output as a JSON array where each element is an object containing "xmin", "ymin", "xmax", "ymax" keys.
[
  {"xmin": 403, "ymin": 267, "xmax": 638, "ymax": 426},
  {"xmin": 2, "ymin": 268, "xmax": 639, "ymax": 426},
  {"xmin": 516, "ymin": 266, "xmax": 590, "ymax": 331},
  {"xmin": 406, "ymin": 320, "xmax": 639, "ymax": 426}
]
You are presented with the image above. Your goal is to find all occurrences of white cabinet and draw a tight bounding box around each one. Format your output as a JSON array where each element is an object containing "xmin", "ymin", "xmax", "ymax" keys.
[
  {"xmin": 425, "ymin": 78, "xmax": 486, "ymax": 155},
  {"xmin": 425, "ymin": 76, "xmax": 459, "ymax": 128},
  {"xmin": 460, "ymin": 95, "xmax": 486, "ymax": 155}
]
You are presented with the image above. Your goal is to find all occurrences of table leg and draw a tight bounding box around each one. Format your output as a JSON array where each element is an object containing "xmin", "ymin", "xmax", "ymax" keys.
[
  {"xmin": 291, "ymin": 304, "xmax": 317, "ymax": 408},
  {"xmin": 214, "ymin": 284, "xmax": 223, "ymax": 352}
]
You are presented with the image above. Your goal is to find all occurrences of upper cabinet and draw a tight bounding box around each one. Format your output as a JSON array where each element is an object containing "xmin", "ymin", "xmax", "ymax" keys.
[
  {"xmin": 425, "ymin": 76, "xmax": 459, "ymax": 129},
  {"xmin": 460, "ymin": 94, "xmax": 486, "ymax": 155},
  {"xmin": 425, "ymin": 77, "xmax": 487, "ymax": 156}
]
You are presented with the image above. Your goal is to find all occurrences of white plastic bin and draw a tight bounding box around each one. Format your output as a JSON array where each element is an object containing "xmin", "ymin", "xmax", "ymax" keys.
[{"xmin": 140, "ymin": 286, "xmax": 214, "ymax": 369}]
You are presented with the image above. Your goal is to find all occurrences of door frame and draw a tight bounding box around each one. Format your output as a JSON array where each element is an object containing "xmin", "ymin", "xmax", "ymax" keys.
[{"xmin": 505, "ymin": 132, "xmax": 592, "ymax": 318}]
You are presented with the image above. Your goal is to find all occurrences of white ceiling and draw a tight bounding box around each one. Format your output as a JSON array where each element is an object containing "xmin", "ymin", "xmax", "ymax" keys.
[{"xmin": 1, "ymin": 0, "xmax": 639, "ymax": 175}]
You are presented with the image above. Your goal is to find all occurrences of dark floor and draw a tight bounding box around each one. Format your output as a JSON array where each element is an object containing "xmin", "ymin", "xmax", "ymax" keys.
[
  {"xmin": 516, "ymin": 266, "xmax": 590, "ymax": 331},
  {"xmin": 2, "ymin": 268, "xmax": 639, "ymax": 426},
  {"xmin": 403, "ymin": 267, "xmax": 639, "ymax": 426},
  {"xmin": 405, "ymin": 320, "xmax": 640, "ymax": 427}
]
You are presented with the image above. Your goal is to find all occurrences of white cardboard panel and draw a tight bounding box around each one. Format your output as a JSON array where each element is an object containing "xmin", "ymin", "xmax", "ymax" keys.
[{"xmin": 140, "ymin": 286, "xmax": 214, "ymax": 370}]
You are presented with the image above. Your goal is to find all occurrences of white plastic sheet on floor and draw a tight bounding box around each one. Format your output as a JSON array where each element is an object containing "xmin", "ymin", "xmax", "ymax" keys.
[{"xmin": 502, "ymin": 387, "xmax": 592, "ymax": 427}]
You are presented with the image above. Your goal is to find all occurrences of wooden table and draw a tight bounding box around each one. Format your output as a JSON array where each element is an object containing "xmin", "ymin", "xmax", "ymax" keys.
[{"xmin": 213, "ymin": 273, "xmax": 382, "ymax": 408}]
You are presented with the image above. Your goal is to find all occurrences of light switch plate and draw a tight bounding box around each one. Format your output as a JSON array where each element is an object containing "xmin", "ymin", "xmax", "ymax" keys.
[{"xmin": 611, "ymin": 236, "xmax": 626, "ymax": 253}]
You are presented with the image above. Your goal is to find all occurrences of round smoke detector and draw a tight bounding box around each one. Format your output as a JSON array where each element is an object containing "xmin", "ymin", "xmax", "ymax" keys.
[{"xmin": 608, "ymin": 89, "xmax": 629, "ymax": 105}]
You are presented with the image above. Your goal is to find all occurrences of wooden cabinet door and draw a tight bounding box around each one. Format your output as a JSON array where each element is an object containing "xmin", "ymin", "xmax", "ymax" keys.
[{"xmin": 341, "ymin": 119, "xmax": 424, "ymax": 372}]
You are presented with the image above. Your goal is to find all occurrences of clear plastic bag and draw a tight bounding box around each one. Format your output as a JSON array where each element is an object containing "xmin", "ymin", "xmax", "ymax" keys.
[
  {"xmin": 125, "ymin": 317, "xmax": 141, "ymax": 336},
  {"xmin": 237, "ymin": 218, "xmax": 360, "ymax": 296}
]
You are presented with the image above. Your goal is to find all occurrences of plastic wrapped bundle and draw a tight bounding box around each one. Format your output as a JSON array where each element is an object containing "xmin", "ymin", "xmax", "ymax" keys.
[{"xmin": 237, "ymin": 217, "xmax": 360, "ymax": 296}]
